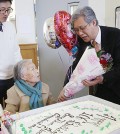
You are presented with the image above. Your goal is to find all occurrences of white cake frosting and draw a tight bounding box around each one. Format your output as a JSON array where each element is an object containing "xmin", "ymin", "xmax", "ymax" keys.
[{"xmin": 11, "ymin": 101, "xmax": 120, "ymax": 134}]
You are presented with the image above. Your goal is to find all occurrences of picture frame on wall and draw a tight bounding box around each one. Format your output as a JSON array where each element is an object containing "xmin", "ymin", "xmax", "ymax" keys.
[{"xmin": 115, "ymin": 6, "xmax": 120, "ymax": 29}]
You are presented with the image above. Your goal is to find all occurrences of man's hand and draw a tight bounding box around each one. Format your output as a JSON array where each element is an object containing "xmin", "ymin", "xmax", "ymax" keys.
[
  {"xmin": 58, "ymin": 89, "xmax": 68, "ymax": 102},
  {"xmin": 82, "ymin": 75, "xmax": 104, "ymax": 86}
]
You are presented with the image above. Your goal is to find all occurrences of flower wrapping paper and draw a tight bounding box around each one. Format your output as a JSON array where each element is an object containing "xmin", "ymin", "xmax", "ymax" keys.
[{"xmin": 64, "ymin": 47, "xmax": 105, "ymax": 97}]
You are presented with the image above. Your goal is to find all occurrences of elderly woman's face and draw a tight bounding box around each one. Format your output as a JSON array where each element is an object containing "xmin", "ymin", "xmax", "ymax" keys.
[{"xmin": 22, "ymin": 62, "xmax": 40, "ymax": 84}]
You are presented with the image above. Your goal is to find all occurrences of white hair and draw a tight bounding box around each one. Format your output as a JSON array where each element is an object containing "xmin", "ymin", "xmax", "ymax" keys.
[{"xmin": 14, "ymin": 59, "xmax": 32, "ymax": 80}]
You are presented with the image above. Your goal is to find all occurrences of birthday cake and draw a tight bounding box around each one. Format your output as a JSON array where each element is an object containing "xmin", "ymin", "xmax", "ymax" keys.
[{"xmin": 9, "ymin": 99, "xmax": 120, "ymax": 134}]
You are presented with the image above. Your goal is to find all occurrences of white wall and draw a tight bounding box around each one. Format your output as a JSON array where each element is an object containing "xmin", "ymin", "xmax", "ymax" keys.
[
  {"xmin": 36, "ymin": 0, "xmax": 89, "ymax": 99},
  {"xmin": 88, "ymin": 0, "xmax": 105, "ymax": 25},
  {"xmin": 105, "ymin": 0, "xmax": 120, "ymax": 27},
  {"xmin": 15, "ymin": 0, "xmax": 36, "ymax": 44}
]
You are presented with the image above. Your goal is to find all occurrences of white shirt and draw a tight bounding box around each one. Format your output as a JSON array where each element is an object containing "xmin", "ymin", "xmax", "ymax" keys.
[
  {"xmin": 94, "ymin": 26, "xmax": 101, "ymax": 49},
  {"xmin": 0, "ymin": 21, "xmax": 22, "ymax": 79}
]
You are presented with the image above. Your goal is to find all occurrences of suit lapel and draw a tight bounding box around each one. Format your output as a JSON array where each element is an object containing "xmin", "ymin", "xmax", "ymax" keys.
[{"xmin": 100, "ymin": 26, "xmax": 108, "ymax": 51}]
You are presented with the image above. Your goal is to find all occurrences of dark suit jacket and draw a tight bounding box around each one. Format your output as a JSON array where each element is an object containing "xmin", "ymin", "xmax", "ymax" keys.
[{"xmin": 64, "ymin": 26, "xmax": 120, "ymax": 105}]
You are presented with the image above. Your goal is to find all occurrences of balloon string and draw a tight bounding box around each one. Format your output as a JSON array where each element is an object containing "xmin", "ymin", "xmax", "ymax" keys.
[
  {"xmin": 57, "ymin": 51, "xmax": 68, "ymax": 77},
  {"xmin": 57, "ymin": 50, "xmax": 74, "ymax": 82}
]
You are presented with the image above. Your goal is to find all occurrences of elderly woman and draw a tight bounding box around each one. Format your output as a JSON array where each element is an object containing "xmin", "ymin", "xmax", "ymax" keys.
[{"xmin": 5, "ymin": 60, "xmax": 56, "ymax": 114}]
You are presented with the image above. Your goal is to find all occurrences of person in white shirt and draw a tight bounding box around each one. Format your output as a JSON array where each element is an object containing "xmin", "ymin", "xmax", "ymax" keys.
[{"xmin": 0, "ymin": 0, "xmax": 22, "ymax": 108}]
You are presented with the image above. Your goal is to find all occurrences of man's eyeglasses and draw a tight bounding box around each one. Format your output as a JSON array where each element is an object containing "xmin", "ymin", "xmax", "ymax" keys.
[
  {"xmin": 73, "ymin": 23, "xmax": 89, "ymax": 33},
  {"xmin": 0, "ymin": 8, "xmax": 13, "ymax": 14}
]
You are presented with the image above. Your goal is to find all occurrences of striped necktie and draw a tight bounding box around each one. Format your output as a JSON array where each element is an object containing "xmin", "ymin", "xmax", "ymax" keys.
[
  {"xmin": 0, "ymin": 22, "xmax": 3, "ymax": 32},
  {"xmin": 92, "ymin": 40, "xmax": 100, "ymax": 52}
]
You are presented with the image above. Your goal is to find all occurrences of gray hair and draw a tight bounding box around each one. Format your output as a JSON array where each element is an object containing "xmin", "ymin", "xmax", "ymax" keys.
[
  {"xmin": 0, "ymin": 0, "xmax": 12, "ymax": 4},
  {"xmin": 71, "ymin": 6, "xmax": 98, "ymax": 28},
  {"xmin": 14, "ymin": 59, "xmax": 32, "ymax": 80}
]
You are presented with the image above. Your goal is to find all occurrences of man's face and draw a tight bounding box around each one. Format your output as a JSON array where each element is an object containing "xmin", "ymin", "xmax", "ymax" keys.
[
  {"xmin": 0, "ymin": 1, "xmax": 11, "ymax": 22},
  {"xmin": 73, "ymin": 16, "xmax": 97, "ymax": 42},
  {"xmin": 22, "ymin": 62, "xmax": 40, "ymax": 85}
]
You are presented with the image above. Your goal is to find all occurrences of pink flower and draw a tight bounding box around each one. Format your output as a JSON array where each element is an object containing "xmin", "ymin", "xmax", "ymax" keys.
[{"xmin": 97, "ymin": 49, "xmax": 113, "ymax": 72}]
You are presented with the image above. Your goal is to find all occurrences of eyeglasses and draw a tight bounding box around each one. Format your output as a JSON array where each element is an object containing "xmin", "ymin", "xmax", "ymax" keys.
[
  {"xmin": 73, "ymin": 23, "xmax": 89, "ymax": 33},
  {"xmin": 0, "ymin": 8, "xmax": 13, "ymax": 14}
]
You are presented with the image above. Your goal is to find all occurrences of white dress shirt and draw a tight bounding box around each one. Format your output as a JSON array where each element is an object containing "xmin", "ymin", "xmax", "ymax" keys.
[
  {"xmin": 0, "ymin": 21, "xmax": 22, "ymax": 79},
  {"xmin": 94, "ymin": 26, "xmax": 101, "ymax": 49}
]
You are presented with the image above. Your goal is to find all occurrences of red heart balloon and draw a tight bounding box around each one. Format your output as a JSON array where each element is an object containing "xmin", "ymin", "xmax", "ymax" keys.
[{"xmin": 54, "ymin": 11, "xmax": 77, "ymax": 56}]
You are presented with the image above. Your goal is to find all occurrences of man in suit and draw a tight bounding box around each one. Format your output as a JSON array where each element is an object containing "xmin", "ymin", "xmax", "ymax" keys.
[{"xmin": 58, "ymin": 6, "xmax": 120, "ymax": 105}]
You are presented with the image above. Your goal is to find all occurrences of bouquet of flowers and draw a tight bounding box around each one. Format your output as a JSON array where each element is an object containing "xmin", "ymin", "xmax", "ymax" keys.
[{"xmin": 64, "ymin": 47, "xmax": 113, "ymax": 98}]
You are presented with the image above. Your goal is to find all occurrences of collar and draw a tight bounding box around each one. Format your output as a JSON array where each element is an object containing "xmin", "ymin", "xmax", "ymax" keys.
[
  {"xmin": 95, "ymin": 26, "xmax": 101, "ymax": 44},
  {"xmin": 91, "ymin": 26, "xmax": 101, "ymax": 49}
]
